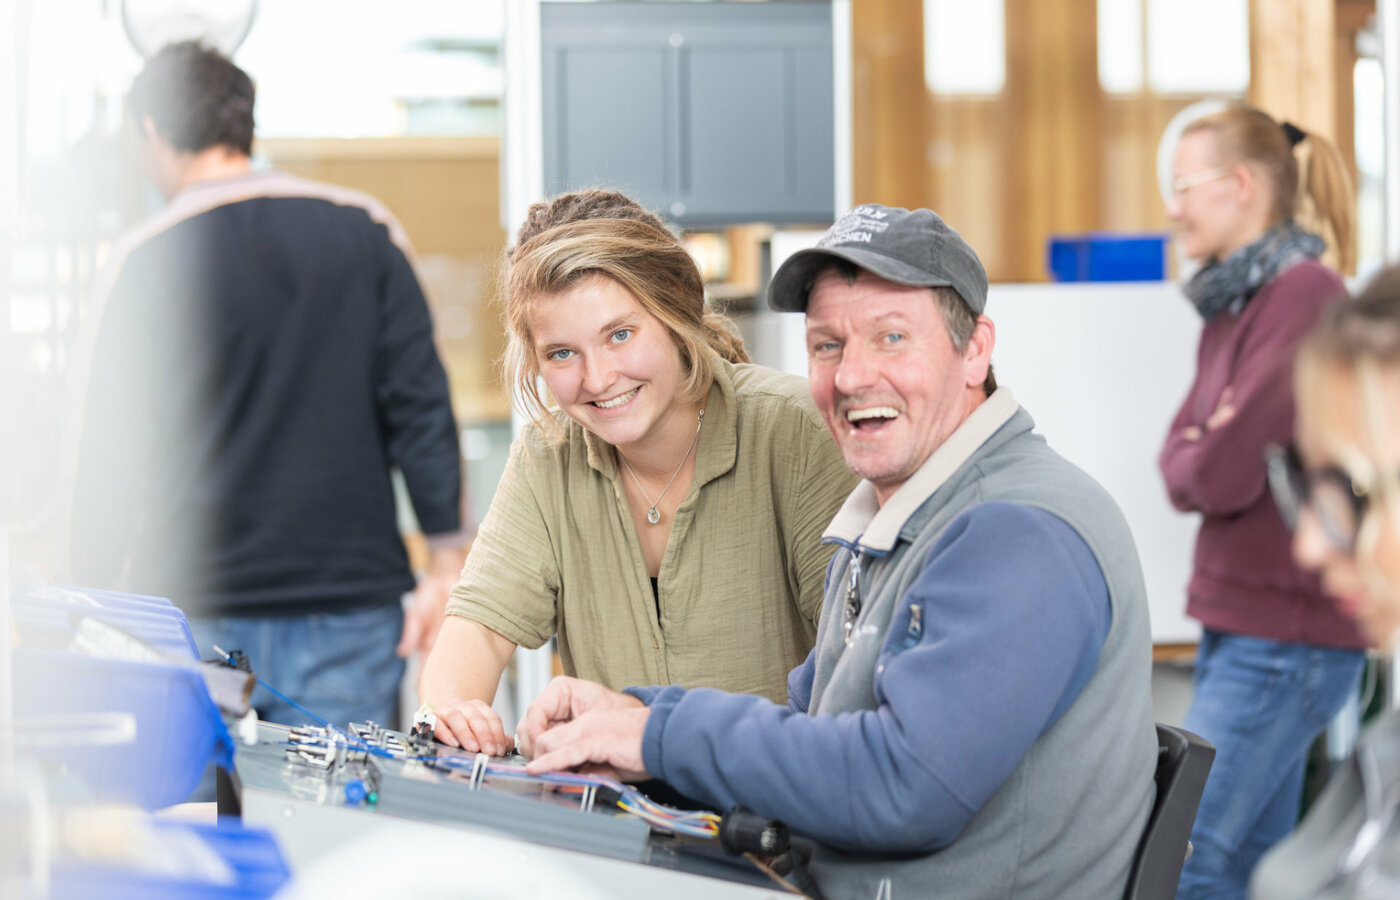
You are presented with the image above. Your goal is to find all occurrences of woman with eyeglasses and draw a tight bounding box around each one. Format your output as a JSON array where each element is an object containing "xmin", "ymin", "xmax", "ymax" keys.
[
  {"xmin": 1249, "ymin": 267, "xmax": 1400, "ymax": 899},
  {"xmin": 1158, "ymin": 104, "xmax": 1361, "ymax": 898}
]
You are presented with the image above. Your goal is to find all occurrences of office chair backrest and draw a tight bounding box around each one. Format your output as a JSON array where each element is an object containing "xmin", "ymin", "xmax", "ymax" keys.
[{"xmin": 1123, "ymin": 723, "xmax": 1216, "ymax": 900}]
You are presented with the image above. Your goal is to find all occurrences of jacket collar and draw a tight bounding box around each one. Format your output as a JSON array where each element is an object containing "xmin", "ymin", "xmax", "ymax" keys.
[{"xmin": 822, "ymin": 387, "xmax": 1020, "ymax": 556}]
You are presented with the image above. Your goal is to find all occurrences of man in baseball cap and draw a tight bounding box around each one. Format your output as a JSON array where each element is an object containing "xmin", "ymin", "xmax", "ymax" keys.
[
  {"xmin": 768, "ymin": 203, "xmax": 989, "ymax": 314},
  {"xmin": 514, "ymin": 205, "xmax": 1158, "ymax": 899}
]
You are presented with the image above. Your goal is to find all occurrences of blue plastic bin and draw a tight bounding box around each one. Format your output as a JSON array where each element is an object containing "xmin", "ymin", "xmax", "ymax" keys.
[
  {"xmin": 49, "ymin": 818, "xmax": 290, "ymax": 899},
  {"xmin": 1048, "ymin": 233, "xmax": 1167, "ymax": 282},
  {"xmin": 50, "ymin": 585, "xmax": 178, "ymax": 609},
  {"xmin": 13, "ymin": 597, "xmax": 199, "ymax": 659},
  {"xmin": 13, "ymin": 648, "xmax": 233, "ymax": 809},
  {"xmin": 18, "ymin": 586, "xmax": 198, "ymax": 658}
]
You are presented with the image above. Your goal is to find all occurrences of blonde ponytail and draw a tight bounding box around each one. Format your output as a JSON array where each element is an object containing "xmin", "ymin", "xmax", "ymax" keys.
[{"xmin": 1293, "ymin": 134, "xmax": 1358, "ymax": 275}]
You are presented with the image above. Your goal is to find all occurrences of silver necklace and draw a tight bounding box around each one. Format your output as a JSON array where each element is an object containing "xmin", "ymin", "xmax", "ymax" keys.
[{"xmin": 619, "ymin": 409, "xmax": 704, "ymax": 525}]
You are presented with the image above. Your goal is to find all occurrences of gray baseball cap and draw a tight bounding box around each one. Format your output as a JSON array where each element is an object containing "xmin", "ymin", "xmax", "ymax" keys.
[{"xmin": 767, "ymin": 205, "xmax": 989, "ymax": 314}]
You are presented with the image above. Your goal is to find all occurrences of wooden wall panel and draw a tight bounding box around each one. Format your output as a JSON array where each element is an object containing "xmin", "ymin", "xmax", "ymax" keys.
[
  {"xmin": 1335, "ymin": 0, "xmax": 1375, "ymax": 188},
  {"xmin": 851, "ymin": 0, "xmax": 929, "ymax": 206},
  {"xmin": 1249, "ymin": 0, "xmax": 1338, "ymax": 138},
  {"xmin": 853, "ymin": 1, "xmax": 1333, "ymax": 284},
  {"xmin": 1002, "ymin": 0, "xmax": 1103, "ymax": 282},
  {"xmin": 258, "ymin": 137, "xmax": 510, "ymax": 423},
  {"xmin": 926, "ymin": 99, "xmax": 1007, "ymax": 277}
]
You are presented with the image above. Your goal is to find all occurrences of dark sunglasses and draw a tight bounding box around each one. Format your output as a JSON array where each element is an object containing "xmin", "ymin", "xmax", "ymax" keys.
[{"xmin": 1265, "ymin": 442, "xmax": 1374, "ymax": 553}]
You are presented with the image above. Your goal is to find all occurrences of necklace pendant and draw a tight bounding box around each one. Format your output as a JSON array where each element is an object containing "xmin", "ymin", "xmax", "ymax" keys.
[{"xmin": 646, "ymin": 507, "xmax": 661, "ymax": 525}]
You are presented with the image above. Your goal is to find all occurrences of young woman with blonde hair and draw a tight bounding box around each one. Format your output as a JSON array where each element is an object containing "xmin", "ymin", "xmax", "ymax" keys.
[
  {"xmin": 1158, "ymin": 104, "xmax": 1364, "ymax": 897},
  {"xmin": 419, "ymin": 190, "xmax": 856, "ymax": 753}
]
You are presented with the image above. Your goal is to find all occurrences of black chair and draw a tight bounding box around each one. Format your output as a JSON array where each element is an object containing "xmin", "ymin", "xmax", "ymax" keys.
[{"xmin": 1123, "ymin": 723, "xmax": 1216, "ymax": 900}]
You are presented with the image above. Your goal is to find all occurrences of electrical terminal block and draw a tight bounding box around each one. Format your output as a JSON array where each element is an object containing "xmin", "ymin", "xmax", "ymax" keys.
[
  {"xmin": 409, "ymin": 705, "xmax": 439, "ymax": 750},
  {"xmin": 286, "ymin": 725, "xmax": 341, "ymax": 770},
  {"xmin": 380, "ymin": 730, "xmax": 411, "ymax": 758},
  {"xmin": 407, "ymin": 723, "xmax": 437, "ymax": 758}
]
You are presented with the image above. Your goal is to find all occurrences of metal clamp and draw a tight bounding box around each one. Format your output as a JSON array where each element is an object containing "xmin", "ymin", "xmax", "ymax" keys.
[{"xmin": 468, "ymin": 752, "xmax": 490, "ymax": 791}]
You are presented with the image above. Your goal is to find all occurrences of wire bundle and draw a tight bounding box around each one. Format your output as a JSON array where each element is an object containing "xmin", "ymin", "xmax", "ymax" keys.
[
  {"xmin": 476, "ymin": 763, "xmax": 721, "ymax": 839},
  {"xmin": 255, "ymin": 672, "xmax": 719, "ymax": 838}
]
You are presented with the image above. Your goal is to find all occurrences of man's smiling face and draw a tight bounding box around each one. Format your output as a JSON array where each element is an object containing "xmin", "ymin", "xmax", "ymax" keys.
[{"xmin": 805, "ymin": 268, "xmax": 988, "ymax": 504}]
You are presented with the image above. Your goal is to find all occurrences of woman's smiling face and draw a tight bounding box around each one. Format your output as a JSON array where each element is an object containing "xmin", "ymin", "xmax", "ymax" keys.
[{"xmin": 529, "ymin": 274, "xmax": 691, "ymax": 452}]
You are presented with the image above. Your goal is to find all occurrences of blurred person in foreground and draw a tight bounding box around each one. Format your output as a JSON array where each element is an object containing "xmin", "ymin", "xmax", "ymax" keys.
[
  {"xmin": 1250, "ymin": 265, "xmax": 1400, "ymax": 898},
  {"xmin": 1159, "ymin": 104, "xmax": 1363, "ymax": 899},
  {"xmin": 419, "ymin": 189, "xmax": 855, "ymax": 754},
  {"xmin": 511, "ymin": 204, "xmax": 1158, "ymax": 899},
  {"xmin": 68, "ymin": 42, "xmax": 467, "ymax": 730}
]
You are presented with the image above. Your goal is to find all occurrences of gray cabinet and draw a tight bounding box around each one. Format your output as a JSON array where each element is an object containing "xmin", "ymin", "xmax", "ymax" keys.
[{"xmin": 541, "ymin": 1, "xmax": 835, "ymax": 226}]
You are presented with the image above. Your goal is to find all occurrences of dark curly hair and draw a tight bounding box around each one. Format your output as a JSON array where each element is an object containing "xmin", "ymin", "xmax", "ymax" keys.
[{"xmin": 129, "ymin": 41, "xmax": 255, "ymax": 155}]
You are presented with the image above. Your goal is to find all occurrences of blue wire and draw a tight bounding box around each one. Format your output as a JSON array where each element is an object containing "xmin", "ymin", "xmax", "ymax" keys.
[
  {"xmin": 250, "ymin": 672, "xmax": 714, "ymax": 836},
  {"xmin": 257, "ymin": 675, "xmax": 394, "ymax": 760},
  {"xmin": 256, "ymin": 676, "xmax": 330, "ymax": 727}
]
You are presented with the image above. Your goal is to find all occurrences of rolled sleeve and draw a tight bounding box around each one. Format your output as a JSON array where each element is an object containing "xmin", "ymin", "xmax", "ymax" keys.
[{"xmin": 446, "ymin": 437, "xmax": 559, "ymax": 649}]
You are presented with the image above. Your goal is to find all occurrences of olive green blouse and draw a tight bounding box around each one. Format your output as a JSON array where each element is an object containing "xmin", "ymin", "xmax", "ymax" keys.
[{"xmin": 445, "ymin": 358, "xmax": 857, "ymax": 702}]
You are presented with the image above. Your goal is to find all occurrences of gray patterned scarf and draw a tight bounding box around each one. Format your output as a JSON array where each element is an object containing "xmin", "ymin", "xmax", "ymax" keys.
[{"xmin": 1184, "ymin": 222, "xmax": 1326, "ymax": 322}]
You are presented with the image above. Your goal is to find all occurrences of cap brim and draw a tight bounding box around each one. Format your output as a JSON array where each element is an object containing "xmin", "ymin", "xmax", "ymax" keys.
[{"xmin": 767, "ymin": 245, "xmax": 955, "ymax": 312}]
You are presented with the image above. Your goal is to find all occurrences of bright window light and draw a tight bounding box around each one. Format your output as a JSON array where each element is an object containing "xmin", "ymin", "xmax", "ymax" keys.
[
  {"xmin": 1098, "ymin": 0, "xmax": 1143, "ymax": 93},
  {"xmin": 1355, "ymin": 57, "xmax": 1384, "ymax": 178},
  {"xmin": 1099, "ymin": 0, "xmax": 1248, "ymax": 95},
  {"xmin": 236, "ymin": 0, "xmax": 504, "ymax": 139},
  {"xmin": 1145, "ymin": 0, "xmax": 1248, "ymax": 94},
  {"xmin": 924, "ymin": 0, "xmax": 1005, "ymax": 95}
]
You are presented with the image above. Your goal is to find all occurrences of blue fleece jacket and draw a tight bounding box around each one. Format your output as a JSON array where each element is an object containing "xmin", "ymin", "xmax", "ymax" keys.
[{"xmin": 628, "ymin": 501, "xmax": 1109, "ymax": 852}]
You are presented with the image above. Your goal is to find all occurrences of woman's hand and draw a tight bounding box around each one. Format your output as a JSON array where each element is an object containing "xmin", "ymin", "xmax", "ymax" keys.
[
  {"xmin": 1184, "ymin": 387, "xmax": 1236, "ymax": 442},
  {"xmin": 417, "ymin": 617, "xmax": 518, "ymax": 755},
  {"xmin": 429, "ymin": 697, "xmax": 513, "ymax": 756}
]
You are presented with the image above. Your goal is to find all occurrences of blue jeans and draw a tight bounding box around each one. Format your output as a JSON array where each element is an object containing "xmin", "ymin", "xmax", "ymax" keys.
[
  {"xmin": 187, "ymin": 601, "xmax": 406, "ymax": 730},
  {"xmin": 1176, "ymin": 629, "xmax": 1364, "ymax": 900}
]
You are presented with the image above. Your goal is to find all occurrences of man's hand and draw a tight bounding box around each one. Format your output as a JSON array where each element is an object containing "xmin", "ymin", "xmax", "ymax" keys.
[
  {"xmin": 428, "ymin": 697, "xmax": 513, "ymax": 756},
  {"xmin": 517, "ymin": 677, "xmax": 646, "ymax": 772},
  {"xmin": 524, "ymin": 706, "xmax": 652, "ymax": 782},
  {"xmin": 397, "ymin": 545, "xmax": 466, "ymax": 658}
]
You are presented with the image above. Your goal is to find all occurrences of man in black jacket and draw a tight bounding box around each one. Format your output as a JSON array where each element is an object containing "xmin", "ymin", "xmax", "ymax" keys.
[{"xmin": 70, "ymin": 41, "xmax": 466, "ymax": 730}]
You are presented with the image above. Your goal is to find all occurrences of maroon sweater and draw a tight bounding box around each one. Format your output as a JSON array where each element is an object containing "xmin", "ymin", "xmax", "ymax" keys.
[{"xmin": 1160, "ymin": 260, "xmax": 1365, "ymax": 649}]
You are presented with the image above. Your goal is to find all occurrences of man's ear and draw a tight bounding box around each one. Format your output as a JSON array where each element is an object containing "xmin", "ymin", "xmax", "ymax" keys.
[{"xmin": 964, "ymin": 315, "xmax": 995, "ymax": 388}]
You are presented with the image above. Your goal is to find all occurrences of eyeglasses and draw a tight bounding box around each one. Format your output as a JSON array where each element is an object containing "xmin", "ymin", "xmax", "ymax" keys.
[
  {"xmin": 1170, "ymin": 165, "xmax": 1234, "ymax": 197},
  {"xmin": 1265, "ymin": 442, "xmax": 1376, "ymax": 554}
]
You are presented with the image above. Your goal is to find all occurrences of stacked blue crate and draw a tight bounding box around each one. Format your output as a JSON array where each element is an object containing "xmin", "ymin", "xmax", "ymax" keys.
[
  {"xmin": 49, "ymin": 819, "xmax": 290, "ymax": 899},
  {"xmin": 1048, "ymin": 233, "xmax": 1168, "ymax": 282},
  {"xmin": 12, "ymin": 586, "xmax": 234, "ymax": 809}
]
